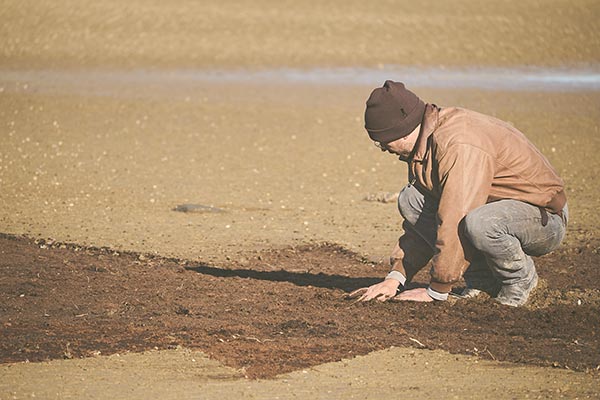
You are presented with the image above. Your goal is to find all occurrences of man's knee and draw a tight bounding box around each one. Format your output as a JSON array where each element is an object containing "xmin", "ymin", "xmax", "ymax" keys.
[
  {"xmin": 397, "ymin": 185, "xmax": 424, "ymax": 224},
  {"xmin": 463, "ymin": 207, "xmax": 499, "ymax": 251}
]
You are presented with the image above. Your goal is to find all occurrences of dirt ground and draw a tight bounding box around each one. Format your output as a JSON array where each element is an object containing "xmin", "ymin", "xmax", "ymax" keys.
[
  {"xmin": 1, "ymin": 233, "xmax": 600, "ymax": 379},
  {"xmin": 1, "ymin": 0, "xmax": 600, "ymax": 398}
]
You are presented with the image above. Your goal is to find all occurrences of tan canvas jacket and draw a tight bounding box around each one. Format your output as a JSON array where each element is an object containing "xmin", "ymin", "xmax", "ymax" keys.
[{"xmin": 404, "ymin": 104, "xmax": 566, "ymax": 294}]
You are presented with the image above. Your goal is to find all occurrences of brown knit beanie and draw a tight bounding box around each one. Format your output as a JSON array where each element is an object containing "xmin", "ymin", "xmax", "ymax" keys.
[{"xmin": 364, "ymin": 80, "xmax": 425, "ymax": 143}]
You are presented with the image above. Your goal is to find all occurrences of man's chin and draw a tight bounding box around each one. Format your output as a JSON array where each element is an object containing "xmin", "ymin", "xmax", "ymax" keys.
[{"xmin": 385, "ymin": 149, "xmax": 410, "ymax": 161}]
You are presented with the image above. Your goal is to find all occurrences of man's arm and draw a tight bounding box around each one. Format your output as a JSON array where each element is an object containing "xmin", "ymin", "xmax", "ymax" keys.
[
  {"xmin": 427, "ymin": 143, "xmax": 494, "ymax": 296},
  {"xmin": 350, "ymin": 144, "xmax": 494, "ymax": 303}
]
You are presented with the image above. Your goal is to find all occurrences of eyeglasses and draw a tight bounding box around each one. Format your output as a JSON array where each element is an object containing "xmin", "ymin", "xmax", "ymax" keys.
[{"xmin": 373, "ymin": 141, "xmax": 389, "ymax": 150}]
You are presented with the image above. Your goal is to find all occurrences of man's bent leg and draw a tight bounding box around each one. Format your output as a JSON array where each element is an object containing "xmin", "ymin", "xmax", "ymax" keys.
[
  {"xmin": 395, "ymin": 184, "xmax": 438, "ymax": 281},
  {"xmin": 461, "ymin": 251, "xmax": 501, "ymax": 298},
  {"xmin": 397, "ymin": 184, "xmax": 438, "ymax": 248},
  {"xmin": 463, "ymin": 200, "xmax": 567, "ymax": 306}
]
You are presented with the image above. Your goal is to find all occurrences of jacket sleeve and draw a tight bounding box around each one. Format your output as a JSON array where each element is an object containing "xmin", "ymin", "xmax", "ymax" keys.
[{"xmin": 428, "ymin": 143, "xmax": 495, "ymax": 294}]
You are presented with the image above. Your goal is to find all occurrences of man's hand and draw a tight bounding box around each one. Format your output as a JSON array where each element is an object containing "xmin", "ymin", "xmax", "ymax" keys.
[
  {"xmin": 347, "ymin": 279, "xmax": 400, "ymax": 302},
  {"xmin": 392, "ymin": 287, "xmax": 434, "ymax": 302}
]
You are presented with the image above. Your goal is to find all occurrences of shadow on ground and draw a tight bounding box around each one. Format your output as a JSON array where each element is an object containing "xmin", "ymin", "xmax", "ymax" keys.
[
  {"xmin": 1, "ymin": 233, "xmax": 599, "ymax": 378},
  {"xmin": 185, "ymin": 264, "xmax": 380, "ymax": 292}
]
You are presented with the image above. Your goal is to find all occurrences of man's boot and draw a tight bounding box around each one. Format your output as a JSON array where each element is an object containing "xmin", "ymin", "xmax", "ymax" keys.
[{"xmin": 494, "ymin": 270, "xmax": 539, "ymax": 307}]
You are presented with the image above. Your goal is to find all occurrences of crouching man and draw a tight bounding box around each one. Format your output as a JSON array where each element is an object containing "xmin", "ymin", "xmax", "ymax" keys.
[{"xmin": 350, "ymin": 81, "xmax": 568, "ymax": 306}]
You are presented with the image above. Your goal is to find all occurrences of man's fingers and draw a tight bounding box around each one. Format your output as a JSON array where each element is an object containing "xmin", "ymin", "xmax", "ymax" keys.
[
  {"xmin": 389, "ymin": 288, "xmax": 434, "ymax": 303},
  {"xmin": 390, "ymin": 291, "xmax": 410, "ymax": 301},
  {"xmin": 376, "ymin": 293, "xmax": 391, "ymax": 302},
  {"xmin": 347, "ymin": 284, "xmax": 397, "ymax": 303},
  {"xmin": 358, "ymin": 290, "xmax": 375, "ymax": 302},
  {"xmin": 358, "ymin": 291, "xmax": 377, "ymax": 302},
  {"xmin": 346, "ymin": 287, "xmax": 368, "ymax": 299},
  {"xmin": 363, "ymin": 292, "xmax": 389, "ymax": 302}
]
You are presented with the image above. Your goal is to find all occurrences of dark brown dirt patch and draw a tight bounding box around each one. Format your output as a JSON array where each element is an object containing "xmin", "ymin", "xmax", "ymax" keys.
[{"xmin": 1, "ymin": 233, "xmax": 599, "ymax": 379}]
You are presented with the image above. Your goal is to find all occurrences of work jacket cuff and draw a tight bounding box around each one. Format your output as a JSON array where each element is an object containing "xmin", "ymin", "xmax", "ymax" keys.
[
  {"xmin": 426, "ymin": 286, "xmax": 449, "ymax": 301},
  {"xmin": 429, "ymin": 281, "xmax": 452, "ymax": 294},
  {"xmin": 385, "ymin": 270, "xmax": 407, "ymax": 286}
]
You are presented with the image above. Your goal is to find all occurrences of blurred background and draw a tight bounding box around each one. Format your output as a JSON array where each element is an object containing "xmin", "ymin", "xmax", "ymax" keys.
[{"xmin": 1, "ymin": 0, "xmax": 599, "ymax": 263}]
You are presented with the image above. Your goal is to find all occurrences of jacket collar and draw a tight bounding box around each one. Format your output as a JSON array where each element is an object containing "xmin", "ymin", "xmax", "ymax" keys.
[{"xmin": 410, "ymin": 103, "xmax": 440, "ymax": 162}]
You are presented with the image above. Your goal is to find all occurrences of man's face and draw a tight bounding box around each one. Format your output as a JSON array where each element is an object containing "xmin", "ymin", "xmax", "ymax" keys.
[
  {"xmin": 373, "ymin": 124, "xmax": 420, "ymax": 161},
  {"xmin": 376, "ymin": 136, "xmax": 412, "ymax": 156}
]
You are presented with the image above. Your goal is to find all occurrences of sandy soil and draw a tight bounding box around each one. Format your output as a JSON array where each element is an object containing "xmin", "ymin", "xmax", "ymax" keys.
[
  {"xmin": 2, "ymin": 0, "xmax": 599, "ymax": 69},
  {"xmin": 3, "ymin": 347, "xmax": 598, "ymax": 400},
  {"xmin": 1, "ymin": 79, "xmax": 599, "ymax": 265},
  {"xmin": 1, "ymin": 0, "xmax": 600, "ymax": 398}
]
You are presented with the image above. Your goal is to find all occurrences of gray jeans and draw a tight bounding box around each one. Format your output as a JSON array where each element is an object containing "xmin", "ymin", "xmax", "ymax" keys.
[{"xmin": 397, "ymin": 184, "xmax": 568, "ymax": 290}]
